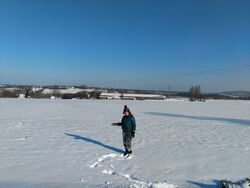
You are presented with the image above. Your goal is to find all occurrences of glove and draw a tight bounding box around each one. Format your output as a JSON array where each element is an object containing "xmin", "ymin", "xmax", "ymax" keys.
[
  {"xmin": 112, "ymin": 122, "xmax": 121, "ymax": 126},
  {"xmin": 131, "ymin": 131, "xmax": 135, "ymax": 138}
]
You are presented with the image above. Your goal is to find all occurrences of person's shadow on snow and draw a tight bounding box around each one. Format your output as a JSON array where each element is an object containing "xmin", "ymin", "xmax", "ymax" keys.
[
  {"xmin": 187, "ymin": 180, "xmax": 221, "ymax": 188},
  {"xmin": 64, "ymin": 133, "xmax": 124, "ymax": 154}
]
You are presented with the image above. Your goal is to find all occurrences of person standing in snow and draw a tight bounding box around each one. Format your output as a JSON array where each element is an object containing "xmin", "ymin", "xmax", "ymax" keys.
[{"xmin": 112, "ymin": 105, "xmax": 136, "ymax": 156}]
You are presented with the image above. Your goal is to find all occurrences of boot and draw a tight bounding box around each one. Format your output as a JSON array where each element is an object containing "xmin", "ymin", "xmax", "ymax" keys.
[
  {"xmin": 128, "ymin": 150, "xmax": 132, "ymax": 155},
  {"xmin": 123, "ymin": 149, "xmax": 128, "ymax": 156}
]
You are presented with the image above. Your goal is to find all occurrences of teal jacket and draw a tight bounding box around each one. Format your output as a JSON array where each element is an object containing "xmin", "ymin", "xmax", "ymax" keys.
[{"xmin": 121, "ymin": 115, "xmax": 136, "ymax": 133}]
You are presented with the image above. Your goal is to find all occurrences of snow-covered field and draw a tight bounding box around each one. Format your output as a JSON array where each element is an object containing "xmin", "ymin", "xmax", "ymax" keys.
[{"xmin": 0, "ymin": 99, "xmax": 250, "ymax": 188}]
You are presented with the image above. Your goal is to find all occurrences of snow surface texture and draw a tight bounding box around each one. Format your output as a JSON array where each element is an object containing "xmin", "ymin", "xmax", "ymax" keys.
[{"xmin": 0, "ymin": 99, "xmax": 250, "ymax": 188}]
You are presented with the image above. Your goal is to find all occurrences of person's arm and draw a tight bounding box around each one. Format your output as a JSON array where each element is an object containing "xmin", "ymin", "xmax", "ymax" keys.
[
  {"xmin": 131, "ymin": 116, "xmax": 136, "ymax": 137},
  {"xmin": 112, "ymin": 117, "xmax": 124, "ymax": 126}
]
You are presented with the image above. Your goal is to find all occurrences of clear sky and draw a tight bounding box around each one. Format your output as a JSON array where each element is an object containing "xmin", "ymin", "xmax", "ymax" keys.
[{"xmin": 0, "ymin": 0, "xmax": 250, "ymax": 92}]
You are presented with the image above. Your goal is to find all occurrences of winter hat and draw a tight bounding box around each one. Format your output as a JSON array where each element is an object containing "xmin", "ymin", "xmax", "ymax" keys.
[{"xmin": 123, "ymin": 105, "xmax": 131, "ymax": 114}]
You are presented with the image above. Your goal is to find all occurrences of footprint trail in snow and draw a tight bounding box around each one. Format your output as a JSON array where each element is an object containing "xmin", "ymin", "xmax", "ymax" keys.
[{"xmin": 89, "ymin": 153, "xmax": 176, "ymax": 188}]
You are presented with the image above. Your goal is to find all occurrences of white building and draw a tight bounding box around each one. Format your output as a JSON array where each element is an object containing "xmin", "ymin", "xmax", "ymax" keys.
[
  {"xmin": 18, "ymin": 94, "xmax": 25, "ymax": 98},
  {"xmin": 100, "ymin": 92, "xmax": 166, "ymax": 100},
  {"xmin": 99, "ymin": 92, "xmax": 121, "ymax": 100}
]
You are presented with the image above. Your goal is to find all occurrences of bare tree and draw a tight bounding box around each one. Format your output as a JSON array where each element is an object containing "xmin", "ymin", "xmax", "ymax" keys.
[{"xmin": 189, "ymin": 85, "xmax": 202, "ymax": 101}]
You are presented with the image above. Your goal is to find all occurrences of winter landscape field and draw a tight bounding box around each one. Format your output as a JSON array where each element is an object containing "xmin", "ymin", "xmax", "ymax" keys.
[{"xmin": 0, "ymin": 99, "xmax": 250, "ymax": 188}]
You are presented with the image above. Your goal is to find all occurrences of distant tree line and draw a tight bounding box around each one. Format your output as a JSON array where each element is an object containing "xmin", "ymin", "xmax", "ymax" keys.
[
  {"xmin": 0, "ymin": 89, "xmax": 19, "ymax": 98},
  {"xmin": 0, "ymin": 87, "xmax": 101, "ymax": 99},
  {"xmin": 1, "ymin": 85, "xmax": 250, "ymax": 100},
  {"xmin": 173, "ymin": 85, "xmax": 250, "ymax": 100}
]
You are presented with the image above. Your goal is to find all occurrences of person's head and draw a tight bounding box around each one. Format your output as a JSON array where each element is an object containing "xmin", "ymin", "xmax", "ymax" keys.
[
  {"xmin": 123, "ymin": 105, "xmax": 131, "ymax": 116},
  {"xmin": 124, "ymin": 111, "xmax": 129, "ymax": 116}
]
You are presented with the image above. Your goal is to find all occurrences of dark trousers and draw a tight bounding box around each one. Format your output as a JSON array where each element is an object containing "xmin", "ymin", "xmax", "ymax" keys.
[{"xmin": 122, "ymin": 131, "xmax": 132, "ymax": 152}]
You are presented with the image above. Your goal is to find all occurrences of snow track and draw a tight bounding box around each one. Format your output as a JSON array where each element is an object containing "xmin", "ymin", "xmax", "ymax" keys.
[
  {"xmin": 90, "ymin": 153, "xmax": 120, "ymax": 168},
  {"xmin": 90, "ymin": 152, "xmax": 176, "ymax": 188}
]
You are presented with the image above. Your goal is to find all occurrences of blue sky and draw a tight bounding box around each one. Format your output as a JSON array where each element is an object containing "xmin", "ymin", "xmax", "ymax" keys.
[{"xmin": 0, "ymin": 0, "xmax": 250, "ymax": 92}]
